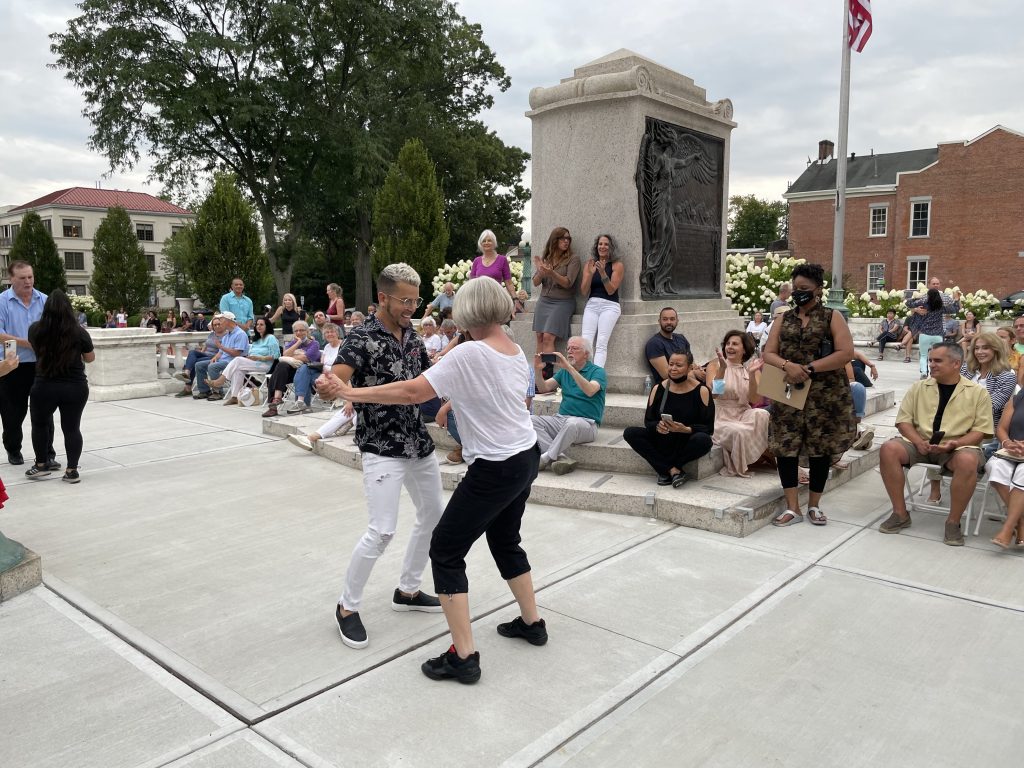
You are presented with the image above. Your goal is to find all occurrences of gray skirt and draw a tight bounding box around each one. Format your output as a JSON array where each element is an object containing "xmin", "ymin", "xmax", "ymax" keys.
[{"xmin": 532, "ymin": 295, "xmax": 575, "ymax": 340}]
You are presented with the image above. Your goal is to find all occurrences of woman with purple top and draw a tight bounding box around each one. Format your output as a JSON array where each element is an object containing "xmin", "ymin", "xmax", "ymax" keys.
[
  {"xmin": 469, "ymin": 230, "xmax": 517, "ymax": 305},
  {"xmin": 261, "ymin": 321, "xmax": 321, "ymax": 417}
]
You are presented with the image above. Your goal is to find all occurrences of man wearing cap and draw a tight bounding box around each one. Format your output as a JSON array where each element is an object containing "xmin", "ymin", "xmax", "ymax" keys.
[
  {"xmin": 219, "ymin": 278, "xmax": 254, "ymax": 333},
  {"xmin": 193, "ymin": 312, "xmax": 249, "ymax": 400}
]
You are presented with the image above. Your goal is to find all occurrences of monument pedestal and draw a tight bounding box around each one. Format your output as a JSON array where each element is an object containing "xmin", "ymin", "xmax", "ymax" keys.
[
  {"xmin": 0, "ymin": 534, "xmax": 41, "ymax": 603},
  {"xmin": 522, "ymin": 50, "xmax": 740, "ymax": 392}
]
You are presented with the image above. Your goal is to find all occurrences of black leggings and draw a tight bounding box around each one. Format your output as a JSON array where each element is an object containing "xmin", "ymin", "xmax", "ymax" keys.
[
  {"xmin": 29, "ymin": 378, "xmax": 88, "ymax": 468},
  {"xmin": 776, "ymin": 455, "xmax": 830, "ymax": 494},
  {"xmin": 429, "ymin": 444, "xmax": 540, "ymax": 595},
  {"xmin": 622, "ymin": 427, "xmax": 713, "ymax": 476}
]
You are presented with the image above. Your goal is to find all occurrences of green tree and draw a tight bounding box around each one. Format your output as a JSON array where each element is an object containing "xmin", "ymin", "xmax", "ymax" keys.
[
  {"xmin": 372, "ymin": 139, "xmax": 449, "ymax": 287},
  {"xmin": 727, "ymin": 195, "xmax": 788, "ymax": 249},
  {"xmin": 89, "ymin": 207, "xmax": 152, "ymax": 313},
  {"xmin": 51, "ymin": 0, "xmax": 528, "ymax": 308},
  {"xmin": 155, "ymin": 225, "xmax": 196, "ymax": 300},
  {"xmin": 8, "ymin": 212, "xmax": 67, "ymax": 294},
  {"xmin": 188, "ymin": 174, "xmax": 272, "ymax": 310}
]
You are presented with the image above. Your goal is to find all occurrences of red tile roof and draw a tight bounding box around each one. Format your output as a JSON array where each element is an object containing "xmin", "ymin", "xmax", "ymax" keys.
[{"xmin": 11, "ymin": 187, "xmax": 192, "ymax": 215}]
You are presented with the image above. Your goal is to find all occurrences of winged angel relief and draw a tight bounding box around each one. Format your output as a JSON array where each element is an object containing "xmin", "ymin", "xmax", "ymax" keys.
[{"xmin": 636, "ymin": 121, "xmax": 718, "ymax": 296}]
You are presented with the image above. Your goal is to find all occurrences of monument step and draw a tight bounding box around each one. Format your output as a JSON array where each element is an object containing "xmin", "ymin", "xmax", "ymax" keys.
[{"xmin": 263, "ymin": 413, "xmax": 884, "ymax": 537}]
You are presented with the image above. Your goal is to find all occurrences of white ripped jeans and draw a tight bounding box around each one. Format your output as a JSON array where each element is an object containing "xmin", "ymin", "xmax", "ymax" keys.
[
  {"xmin": 339, "ymin": 453, "xmax": 445, "ymax": 612},
  {"xmin": 580, "ymin": 297, "xmax": 621, "ymax": 368}
]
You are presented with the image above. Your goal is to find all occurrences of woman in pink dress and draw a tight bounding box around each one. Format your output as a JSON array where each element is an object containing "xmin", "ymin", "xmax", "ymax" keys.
[
  {"xmin": 469, "ymin": 230, "xmax": 517, "ymax": 302},
  {"xmin": 706, "ymin": 330, "xmax": 769, "ymax": 477}
]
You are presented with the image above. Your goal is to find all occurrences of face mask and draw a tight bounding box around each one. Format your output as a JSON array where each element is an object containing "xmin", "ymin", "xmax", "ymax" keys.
[
  {"xmin": 668, "ymin": 372, "xmax": 688, "ymax": 383},
  {"xmin": 792, "ymin": 289, "xmax": 815, "ymax": 307}
]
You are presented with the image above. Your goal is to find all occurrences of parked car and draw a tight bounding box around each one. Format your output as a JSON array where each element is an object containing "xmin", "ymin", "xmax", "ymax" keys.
[{"xmin": 999, "ymin": 291, "xmax": 1024, "ymax": 312}]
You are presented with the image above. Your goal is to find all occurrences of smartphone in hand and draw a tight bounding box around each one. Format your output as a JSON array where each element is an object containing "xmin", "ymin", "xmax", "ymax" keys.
[
  {"xmin": 540, "ymin": 353, "xmax": 556, "ymax": 364},
  {"xmin": 660, "ymin": 414, "xmax": 674, "ymax": 423},
  {"xmin": 3, "ymin": 339, "xmax": 16, "ymax": 359}
]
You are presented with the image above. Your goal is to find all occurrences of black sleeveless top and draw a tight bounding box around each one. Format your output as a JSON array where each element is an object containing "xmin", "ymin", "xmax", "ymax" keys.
[{"xmin": 589, "ymin": 261, "xmax": 619, "ymax": 303}]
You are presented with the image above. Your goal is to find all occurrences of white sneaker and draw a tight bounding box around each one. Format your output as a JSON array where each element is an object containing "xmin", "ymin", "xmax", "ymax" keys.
[
  {"xmin": 286, "ymin": 401, "xmax": 310, "ymax": 414},
  {"xmin": 287, "ymin": 434, "xmax": 313, "ymax": 452}
]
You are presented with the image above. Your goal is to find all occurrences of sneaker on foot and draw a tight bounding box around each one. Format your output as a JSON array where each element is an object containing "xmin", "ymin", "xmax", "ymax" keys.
[
  {"xmin": 391, "ymin": 588, "xmax": 443, "ymax": 612},
  {"xmin": 944, "ymin": 521, "xmax": 965, "ymax": 547},
  {"xmin": 173, "ymin": 371, "xmax": 190, "ymax": 382},
  {"xmin": 192, "ymin": 392, "xmax": 208, "ymax": 400},
  {"xmin": 538, "ymin": 455, "xmax": 552, "ymax": 472},
  {"xmin": 850, "ymin": 428, "xmax": 875, "ymax": 451},
  {"xmin": 286, "ymin": 401, "xmax": 311, "ymax": 414},
  {"xmin": 551, "ymin": 456, "xmax": 577, "ymax": 475},
  {"xmin": 287, "ymin": 434, "xmax": 313, "ymax": 451},
  {"xmin": 879, "ymin": 511, "xmax": 912, "ymax": 533},
  {"xmin": 25, "ymin": 465, "xmax": 51, "ymax": 479},
  {"xmin": 207, "ymin": 392, "xmax": 224, "ymax": 401},
  {"xmin": 261, "ymin": 405, "xmax": 279, "ymax": 417},
  {"xmin": 44, "ymin": 459, "xmax": 62, "ymax": 471},
  {"xmin": 421, "ymin": 644, "xmax": 481, "ymax": 684},
  {"xmin": 656, "ymin": 474, "xmax": 672, "ymax": 486},
  {"xmin": 63, "ymin": 469, "xmax": 81, "ymax": 484},
  {"xmin": 671, "ymin": 471, "xmax": 689, "ymax": 488},
  {"xmin": 335, "ymin": 605, "xmax": 368, "ymax": 649},
  {"xmin": 496, "ymin": 616, "xmax": 548, "ymax": 646},
  {"xmin": 174, "ymin": 389, "xmax": 192, "ymax": 398}
]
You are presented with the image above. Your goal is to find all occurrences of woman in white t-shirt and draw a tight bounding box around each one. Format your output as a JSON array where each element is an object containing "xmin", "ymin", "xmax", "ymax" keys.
[
  {"xmin": 327, "ymin": 277, "xmax": 544, "ymax": 684},
  {"xmin": 420, "ymin": 317, "xmax": 445, "ymax": 360},
  {"xmin": 745, "ymin": 311, "xmax": 768, "ymax": 344}
]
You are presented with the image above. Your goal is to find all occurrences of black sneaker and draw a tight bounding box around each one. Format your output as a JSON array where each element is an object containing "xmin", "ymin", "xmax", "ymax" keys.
[
  {"xmin": 45, "ymin": 459, "xmax": 62, "ymax": 471},
  {"xmin": 391, "ymin": 588, "xmax": 443, "ymax": 613},
  {"xmin": 671, "ymin": 472, "xmax": 689, "ymax": 489},
  {"xmin": 63, "ymin": 469, "xmax": 81, "ymax": 484},
  {"xmin": 25, "ymin": 465, "xmax": 51, "ymax": 479},
  {"xmin": 657, "ymin": 474, "xmax": 672, "ymax": 486},
  {"xmin": 421, "ymin": 644, "xmax": 481, "ymax": 684},
  {"xmin": 497, "ymin": 616, "xmax": 548, "ymax": 646},
  {"xmin": 335, "ymin": 605, "xmax": 368, "ymax": 649}
]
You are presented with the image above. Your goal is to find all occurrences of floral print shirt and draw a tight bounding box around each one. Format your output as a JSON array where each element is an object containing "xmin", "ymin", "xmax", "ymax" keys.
[{"xmin": 336, "ymin": 314, "xmax": 434, "ymax": 459}]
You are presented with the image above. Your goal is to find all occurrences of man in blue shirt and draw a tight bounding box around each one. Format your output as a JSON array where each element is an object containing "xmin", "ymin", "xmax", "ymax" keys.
[
  {"xmin": 219, "ymin": 278, "xmax": 254, "ymax": 333},
  {"xmin": 421, "ymin": 282, "xmax": 456, "ymax": 319},
  {"xmin": 193, "ymin": 312, "xmax": 249, "ymax": 399},
  {"xmin": 531, "ymin": 336, "xmax": 606, "ymax": 474},
  {"xmin": 645, "ymin": 307, "xmax": 691, "ymax": 382},
  {"xmin": 0, "ymin": 261, "xmax": 55, "ymax": 467}
]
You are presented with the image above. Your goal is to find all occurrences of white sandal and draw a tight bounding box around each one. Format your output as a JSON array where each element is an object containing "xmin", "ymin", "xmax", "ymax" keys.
[
  {"xmin": 772, "ymin": 510, "xmax": 804, "ymax": 527},
  {"xmin": 807, "ymin": 506, "xmax": 828, "ymax": 526}
]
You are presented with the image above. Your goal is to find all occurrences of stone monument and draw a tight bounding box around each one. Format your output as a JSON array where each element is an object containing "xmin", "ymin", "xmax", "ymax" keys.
[
  {"xmin": 0, "ymin": 532, "xmax": 41, "ymax": 602},
  {"xmin": 514, "ymin": 50, "xmax": 741, "ymax": 392}
]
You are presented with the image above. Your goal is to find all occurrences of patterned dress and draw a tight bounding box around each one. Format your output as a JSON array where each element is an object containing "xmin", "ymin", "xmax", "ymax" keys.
[
  {"xmin": 770, "ymin": 305, "xmax": 855, "ymax": 457},
  {"xmin": 712, "ymin": 363, "xmax": 770, "ymax": 477}
]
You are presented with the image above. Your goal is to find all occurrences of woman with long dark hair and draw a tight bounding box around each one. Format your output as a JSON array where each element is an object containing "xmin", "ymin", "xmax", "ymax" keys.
[
  {"xmin": 532, "ymin": 227, "xmax": 581, "ymax": 372},
  {"xmin": 25, "ymin": 290, "xmax": 95, "ymax": 483},
  {"xmin": 906, "ymin": 277, "xmax": 960, "ymax": 379}
]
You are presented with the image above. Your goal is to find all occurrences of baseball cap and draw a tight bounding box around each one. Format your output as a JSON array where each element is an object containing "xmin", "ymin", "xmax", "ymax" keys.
[{"xmin": 220, "ymin": 311, "xmax": 236, "ymax": 321}]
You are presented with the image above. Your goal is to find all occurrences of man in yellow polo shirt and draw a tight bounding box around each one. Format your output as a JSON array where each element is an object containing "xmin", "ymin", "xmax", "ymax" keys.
[{"xmin": 877, "ymin": 341, "xmax": 993, "ymax": 546}]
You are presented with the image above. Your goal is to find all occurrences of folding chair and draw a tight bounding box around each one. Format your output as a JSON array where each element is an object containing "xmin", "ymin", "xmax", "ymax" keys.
[{"xmin": 903, "ymin": 463, "xmax": 981, "ymax": 535}]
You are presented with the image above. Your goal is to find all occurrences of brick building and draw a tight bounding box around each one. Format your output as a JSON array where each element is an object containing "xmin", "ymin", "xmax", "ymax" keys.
[
  {"xmin": 0, "ymin": 187, "xmax": 194, "ymax": 306},
  {"xmin": 784, "ymin": 126, "xmax": 1024, "ymax": 297}
]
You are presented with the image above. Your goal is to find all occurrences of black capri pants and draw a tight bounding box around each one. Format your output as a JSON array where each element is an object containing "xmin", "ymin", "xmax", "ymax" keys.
[
  {"xmin": 30, "ymin": 378, "xmax": 89, "ymax": 468},
  {"xmin": 430, "ymin": 443, "xmax": 540, "ymax": 595}
]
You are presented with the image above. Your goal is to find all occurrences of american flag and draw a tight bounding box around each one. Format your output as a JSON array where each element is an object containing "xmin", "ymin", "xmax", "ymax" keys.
[{"xmin": 848, "ymin": 0, "xmax": 873, "ymax": 52}]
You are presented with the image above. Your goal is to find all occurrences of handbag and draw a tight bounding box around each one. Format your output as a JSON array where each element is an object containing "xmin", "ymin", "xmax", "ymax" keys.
[
  {"xmin": 238, "ymin": 386, "xmax": 264, "ymax": 407},
  {"xmin": 994, "ymin": 448, "xmax": 1024, "ymax": 464},
  {"xmin": 758, "ymin": 364, "xmax": 811, "ymax": 410}
]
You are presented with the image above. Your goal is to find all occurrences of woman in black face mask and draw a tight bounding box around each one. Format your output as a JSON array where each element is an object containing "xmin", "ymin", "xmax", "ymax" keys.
[
  {"xmin": 762, "ymin": 263, "xmax": 855, "ymax": 526},
  {"xmin": 623, "ymin": 350, "xmax": 715, "ymax": 488}
]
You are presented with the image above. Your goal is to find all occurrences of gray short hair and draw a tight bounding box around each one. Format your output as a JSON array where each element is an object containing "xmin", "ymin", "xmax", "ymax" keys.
[
  {"xmin": 440, "ymin": 318, "xmax": 457, "ymax": 334},
  {"xmin": 932, "ymin": 340, "xmax": 964, "ymax": 363},
  {"xmin": 322, "ymin": 323, "xmax": 341, "ymax": 336},
  {"xmin": 377, "ymin": 263, "xmax": 421, "ymax": 293},
  {"xmin": 421, "ymin": 317, "xmax": 436, "ymax": 327},
  {"xmin": 569, "ymin": 335, "xmax": 593, "ymax": 360},
  {"xmin": 453, "ymin": 276, "xmax": 513, "ymax": 330},
  {"xmin": 349, "ymin": 311, "xmax": 365, "ymax": 324},
  {"xmin": 292, "ymin": 320, "xmax": 310, "ymax": 332},
  {"xmin": 477, "ymin": 229, "xmax": 498, "ymax": 252}
]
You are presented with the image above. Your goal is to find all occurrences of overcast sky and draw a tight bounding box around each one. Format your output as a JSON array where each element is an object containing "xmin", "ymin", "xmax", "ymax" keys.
[{"xmin": 2, "ymin": 0, "xmax": 1022, "ymax": 240}]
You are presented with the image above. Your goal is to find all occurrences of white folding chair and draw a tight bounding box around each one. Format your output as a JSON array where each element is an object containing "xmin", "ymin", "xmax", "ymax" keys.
[{"xmin": 903, "ymin": 463, "xmax": 982, "ymax": 535}]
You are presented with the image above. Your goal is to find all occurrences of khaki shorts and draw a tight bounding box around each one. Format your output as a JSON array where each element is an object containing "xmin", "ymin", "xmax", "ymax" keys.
[{"xmin": 890, "ymin": 437, "xmax": 985, "ymax": 473}]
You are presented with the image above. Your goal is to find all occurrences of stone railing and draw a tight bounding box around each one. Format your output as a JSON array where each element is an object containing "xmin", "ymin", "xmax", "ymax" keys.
[{"xmin": 86, "ymin": 328, "xmax": 208, "ymax": 401}]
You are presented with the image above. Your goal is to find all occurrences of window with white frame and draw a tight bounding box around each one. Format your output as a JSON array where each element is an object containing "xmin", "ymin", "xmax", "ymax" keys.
[
  {"xmin": 907, "ymin": 259, "xmax": 928, "ymax": 288},
  {"xmin": 62, "ymin": 219, "xmax": 83, "ymax": 238},
  {"xmin": 136, "ymin": 222, "xmax": 154, "ymax": 241},
  {"xmin": 64, "ymin": 251, "xmax": 85, "ymax": 271},
  {"xmin": 869, "ymin": 205, "xmax": 888, "ymax": 236},
  {"xmin": 910, "ymin": 198, "xmax": 930, "ymax": 237},
  {"xmin": 867, "ymin": 263, "xmax": 885, "ymax": 291}
]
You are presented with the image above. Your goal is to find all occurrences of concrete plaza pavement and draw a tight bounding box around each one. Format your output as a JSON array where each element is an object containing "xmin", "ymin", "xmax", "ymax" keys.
[{"xmin": 1, "ymin": 355, "xmax": 1022, "ymax": 767}]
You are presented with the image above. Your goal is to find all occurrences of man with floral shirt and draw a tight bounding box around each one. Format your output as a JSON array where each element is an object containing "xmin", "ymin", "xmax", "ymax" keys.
[{"xmin": 316, "ymin": 262, "xmax": 445, "ymax": 649}]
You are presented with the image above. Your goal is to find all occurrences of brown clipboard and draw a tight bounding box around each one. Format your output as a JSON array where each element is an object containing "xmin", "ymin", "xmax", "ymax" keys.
[{"xmin": 758, "ymin": 364, "xmax": 811, "ymax": 410}]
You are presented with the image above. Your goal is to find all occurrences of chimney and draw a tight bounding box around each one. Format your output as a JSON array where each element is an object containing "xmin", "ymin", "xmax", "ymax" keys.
[{"xmin": 818, "ymin": 139, "xmax": 834, "ymax": 162}]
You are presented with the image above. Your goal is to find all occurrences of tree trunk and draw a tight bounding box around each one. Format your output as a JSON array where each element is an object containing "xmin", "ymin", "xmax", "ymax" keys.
[
  {"xmin": 355, "ymin": 209, "xmax": 373, "ymax": 309},
  {"xmin": 262, "ymin": 217, "xmax": 295, "ymax": 299}
]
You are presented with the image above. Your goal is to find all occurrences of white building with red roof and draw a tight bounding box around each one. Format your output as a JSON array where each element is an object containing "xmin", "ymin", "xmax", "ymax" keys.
[{"xmin": 0, "ymin": 187, "xmax": 194, "ymax": 306}]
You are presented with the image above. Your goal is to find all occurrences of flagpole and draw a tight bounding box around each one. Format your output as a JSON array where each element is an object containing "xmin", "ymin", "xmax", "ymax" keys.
[{"xmin": 828, "ymin": 0, "xmax": 852, "ymax": 315}]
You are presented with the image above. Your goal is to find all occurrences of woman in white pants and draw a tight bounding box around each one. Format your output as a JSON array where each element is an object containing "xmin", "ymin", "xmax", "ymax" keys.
[
  {"xmin": 579, "ymin": 234, "xmax": 624, "ymax": 368},
  {"xmin": 207, "ymin": 317, "xmax": 280, "ymax": 404}
]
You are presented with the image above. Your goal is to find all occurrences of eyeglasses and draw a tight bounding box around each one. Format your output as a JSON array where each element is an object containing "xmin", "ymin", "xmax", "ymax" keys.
[{"xmin": 384, "ymin": 294, "xmax": 424, "ymax": 309}]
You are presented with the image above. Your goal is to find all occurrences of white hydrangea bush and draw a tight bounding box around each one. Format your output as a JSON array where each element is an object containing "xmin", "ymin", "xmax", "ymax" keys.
[
  {"xmin": 724, "ymin": 252, "xmax": 822, "ymax": 316},
  {"xmin": 69, "ymin": 294, "xmax": 101, "ymax": 313},
  {"xmin": 431, "ymin": 258, "xmax": 523, "ymax": 295}
]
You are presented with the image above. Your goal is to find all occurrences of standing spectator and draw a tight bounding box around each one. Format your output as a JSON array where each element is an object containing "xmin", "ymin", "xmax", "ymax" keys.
[
  {"xmin": 906, "ymin": 277, "xmax": 960, "ymax": 379},
  {"xmin": 314, "ymin": 263, "xmax": 444, "ymax": 651},
  {"xmin": 206, "ymin": 318, "xmax": 280, "ymax": 405},
  {"xmin": 324, "ymin": 276, "xmax": 544, "ymax": 683},
  {"xmin": 532, "ymin": 227, "xmax": 581, "ymax": 374},
  {"xmin": 219, "ymin": 277, "xmax": 255, "ymax": 333},
  {"xmin": 116, "ymin": 307, "xmax": 128, "ymax": 328},
  {"xmin": 763, "ymin": 263, "xmax": 855, "ymax": 527},
  {"xmin": 645, "ymin": 307, "xmax": 691, "ymax": 383},
  {"xmin": 875, "ymin": 310, "xmax": 902, "ymax": 360},
  {"xmin": 469, "ymin": 230, "xmax": 517, "ymax": 304},
  {"xmin": 769, "ymin": 283, "xmax": 791, "ymax": 315},
  {"xmin": 270, "ymin": 292, "xmax": 306, "ymax": 340},
  {"xmin": 325, "ymin": 283, "xmax": 346, "ymax": 326},
  {"xmin": 624, "ymin": 350, "xmax": 714, "ymax": 487},
  {"xmin": 422, "ymin": 282, "xmax": 456, "ymax": 320},
  {"xmin": 706, "ymin": 330, "xmax": 768, "ymax": 478},
  {"xmin": 0, "ymin": 261, "xmax": 51, "ymax": 467},
  {"xmin": 580, "ymin": 234, "xmax": 625, "ymax": 368},
  {"xmin": 24, "ymin": 291, "xmax": 94, "ymax": 484},
  {"xmin": 877, "ymin": 342, "xmax": 992, "ymax": 546}
]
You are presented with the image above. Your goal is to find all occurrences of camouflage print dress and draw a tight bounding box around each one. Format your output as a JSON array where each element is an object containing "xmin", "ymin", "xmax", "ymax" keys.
[{"xmin": 769, "ymin": 304, "xmax": 855, "ymax": 457}]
